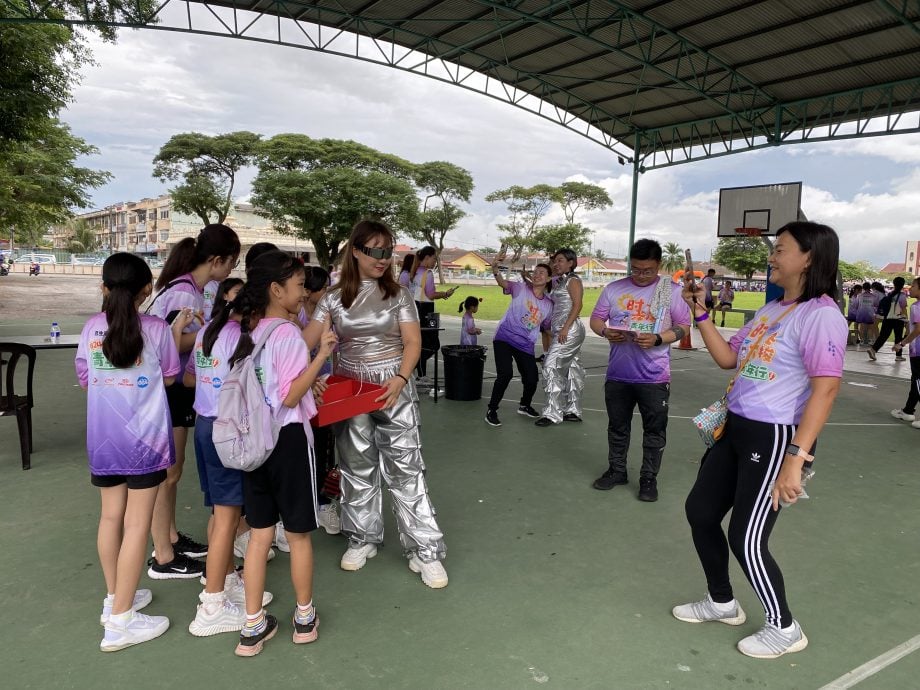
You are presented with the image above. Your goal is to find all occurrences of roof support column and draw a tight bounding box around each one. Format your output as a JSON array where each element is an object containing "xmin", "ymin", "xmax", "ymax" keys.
[{"xmin": 626, "ymin": 134, "xmax": 641, "ymax": 273}]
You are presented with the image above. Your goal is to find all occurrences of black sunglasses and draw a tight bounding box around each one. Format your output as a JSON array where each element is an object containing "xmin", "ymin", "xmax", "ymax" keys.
[{"xmin": 355, "ymin": 244, "xmax": 394, "ymax": 260}]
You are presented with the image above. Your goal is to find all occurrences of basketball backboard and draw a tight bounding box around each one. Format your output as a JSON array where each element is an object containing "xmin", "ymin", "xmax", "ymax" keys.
[{"xmin": 717, "ymin": 182, "xmax": 803, "ymax": 237}]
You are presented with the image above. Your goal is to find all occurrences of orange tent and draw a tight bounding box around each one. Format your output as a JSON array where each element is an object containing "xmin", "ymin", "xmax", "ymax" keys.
[{"xmin": 671, "ymin": 268, "xmax": 704, "ymax": 282}]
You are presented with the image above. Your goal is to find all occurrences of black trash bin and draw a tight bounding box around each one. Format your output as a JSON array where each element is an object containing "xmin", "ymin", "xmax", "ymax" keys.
[{"xmin": 440, "ymin": 345, "xmax": 487, "ymax": 401}]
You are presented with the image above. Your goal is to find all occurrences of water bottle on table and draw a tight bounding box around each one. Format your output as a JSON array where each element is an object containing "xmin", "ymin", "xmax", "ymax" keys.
[{"xmin": 50, "ymin": 322, "xmax": 61, "ymax": 343}]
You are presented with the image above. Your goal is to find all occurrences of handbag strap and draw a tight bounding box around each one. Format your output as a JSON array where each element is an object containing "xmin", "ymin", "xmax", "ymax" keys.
[{"xmin": 723, "ymin": 302, "xmax": 798, "ymax": 397}]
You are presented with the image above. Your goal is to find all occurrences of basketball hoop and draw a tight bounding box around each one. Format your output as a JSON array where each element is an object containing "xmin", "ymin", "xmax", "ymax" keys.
[{"xmin": 734, "ymin": 227, "xmax": 765, "ymax": 237}]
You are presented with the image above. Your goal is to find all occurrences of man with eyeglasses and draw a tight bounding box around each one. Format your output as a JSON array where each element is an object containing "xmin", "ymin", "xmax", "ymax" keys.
[{"xmin": 588, "ymin": 239, "xmax": 691, "ymax": 502}]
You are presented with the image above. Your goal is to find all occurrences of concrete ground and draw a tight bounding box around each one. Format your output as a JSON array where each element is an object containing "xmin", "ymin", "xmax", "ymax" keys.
[{"xmin": 1, "ymin": 274, "xmax": 918, "ymax": 689}]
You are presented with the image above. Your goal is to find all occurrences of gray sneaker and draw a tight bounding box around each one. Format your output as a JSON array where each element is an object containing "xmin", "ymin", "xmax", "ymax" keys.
[
  {"xmin": 737, "ymin": 620, "xmax": 808, "ymax": 659},
  {"xmin": 672, "ymin": 594, "xmax": 746, "ymax": 626}
]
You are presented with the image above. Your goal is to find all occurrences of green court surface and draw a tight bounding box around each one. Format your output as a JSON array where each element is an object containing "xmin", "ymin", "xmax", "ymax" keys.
[{"xmin": 1, "ymin": 315, "xmax": 917, "ymax": 689}]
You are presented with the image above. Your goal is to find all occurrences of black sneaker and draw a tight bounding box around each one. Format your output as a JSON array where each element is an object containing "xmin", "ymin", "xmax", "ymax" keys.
[
  {"xmin": 638, "ymin": 477, "xmax": 659, "ymax": 502},
  {"xmin": 485, "ymin": 409, "xmax": 502, "ymax": 427},
  {"xmin": 563, "ymin": 413, "xmax": 582, "ymax": 423},
  {"xmin": 517, "ymin": 405, "xmax": 539, "ymax": 418},
  {"xmin": 146, "ymin": 553, "xmax": 205, "ymax": 580},
  {"xmin": 174, "ymin": 531, "xmax": 208, "ymax": 558},
  {"xmin": 235, "ymin": 614, "xmax": 279, "ymax": 657},
  {"xmin": 592, "ymin": 468, "xmax": 628, "ymax": 491},
  {"xmin": 534, "ymin": 417, "xmax": 555, "ymax": 427}
]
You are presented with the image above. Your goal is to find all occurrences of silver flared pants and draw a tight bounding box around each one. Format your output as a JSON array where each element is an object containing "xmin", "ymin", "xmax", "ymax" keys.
[
  {"xmin": 333, "ymin": 357, "xmax": 446, "ymax": 563},
  {"xmin": 540, "ymin": 320, "xmax": 586, "ymax": 423}
]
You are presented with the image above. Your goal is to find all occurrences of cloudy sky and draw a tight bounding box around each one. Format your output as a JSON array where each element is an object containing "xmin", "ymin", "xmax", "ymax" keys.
[{"xmin": 62, "ymin": 20, "xmax": 920, "ymax": 267}]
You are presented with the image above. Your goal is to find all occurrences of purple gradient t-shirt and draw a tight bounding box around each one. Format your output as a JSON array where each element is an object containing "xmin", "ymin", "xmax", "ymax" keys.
[
  {"xmin": 493, "ymin": 281, "xmax": 553, "ymax": 354},
  {"xmin": 185, "ymin": 320, "xmax": 241, "ymax": 418},
  {"xmin": 147, "ymin": 272, "xmax": 203, "ymax": 371},
  {"xmin": 250, "ymin": 318, "xmax": 317, "ymax": 444},
  {"xmin": 591, "ymin": 277, "xmax": 691, "ymax": 384},
  {"xmin": 76, "ymin": 313, "xmax": 180, "ymax": 475},
  {"xmin": 910, "ymin": 301, "xmax": 920, "ymax": 357},
  {"xmin": 202, "ymin": 279, "xmax": 219, "ymax": 321},
  {"xmin": 726, "ymin": 296, "xmax": 847, "ymax": 425},
  {"xmin": 461, "ymin": 313, "xmax": 478, "ymax": 346}
]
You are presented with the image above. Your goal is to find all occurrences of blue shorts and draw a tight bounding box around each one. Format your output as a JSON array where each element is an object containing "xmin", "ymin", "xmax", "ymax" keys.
[{"xmin": 194, "ymin": 415, "xmax": 244, "ymax": 507}]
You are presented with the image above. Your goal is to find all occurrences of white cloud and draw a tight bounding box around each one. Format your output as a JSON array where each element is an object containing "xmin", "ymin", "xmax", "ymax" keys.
[{"xmin": 63, "ymin": 26, "xmax": 920, "ymax": 269}]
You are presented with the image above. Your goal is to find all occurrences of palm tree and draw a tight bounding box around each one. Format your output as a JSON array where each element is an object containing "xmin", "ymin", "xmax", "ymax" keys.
[
  {"xmin": 66, "ymin": 218, "xmax": 99, "ymax": 253},
  {"xmin": 662, "ymin": 241, "xmax": 684, "ymax": 273}
]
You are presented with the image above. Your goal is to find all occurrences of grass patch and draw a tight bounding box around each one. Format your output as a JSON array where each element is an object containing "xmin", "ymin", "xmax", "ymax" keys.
[{"xmin": 437, "ymin": 281, "xmax": 768, "ymax": 328}]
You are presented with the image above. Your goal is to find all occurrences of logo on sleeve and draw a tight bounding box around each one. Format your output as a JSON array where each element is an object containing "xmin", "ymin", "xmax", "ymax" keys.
[{"xmin": 137, "ymin": 376, "xmax": 149, "ymax": 388}]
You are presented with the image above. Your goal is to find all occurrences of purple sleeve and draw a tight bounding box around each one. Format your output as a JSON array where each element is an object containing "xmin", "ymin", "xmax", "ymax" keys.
[
  {"xmin": 398, "ymin": 271, "xmax": 410, "ymax": 288},
  {"xmin": 504, "ymin": 281, "xmax": 522, "ymax": 298},
  {"xmin": 423, "ymin": 269, "xmax": 436, "ymax": 299},
  {"xmin": 272, "ymin": 326, "xmax": 309, "ymax": 402},
  {"xmin": 590, "ymin": 284, "xmax": 613, "ymax": 322},
  {"xmin": 158, "ymin": 321, "xmax": 181, "ymax": 377},
  {"xmin": 729, "ymin": 321, "xmax": 755, "ymax": 354},
  {"xmin": 799, "ymin": 306, "xmax": 847, "ymax": 378},
  {"xmin": 75, "ymin": 321, "xmax": 91, "ymax": 387},
  {"xmin": 669, "ymin": 283, "xmax": 691, "ymax": 325}
]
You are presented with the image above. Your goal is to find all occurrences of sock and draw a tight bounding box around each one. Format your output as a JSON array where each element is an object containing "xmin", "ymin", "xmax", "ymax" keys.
[
  {"xmin": 708, "ymin": 594, "xmax": 735, "ymax": 612},
  {"xmin": 104, "ymin": 593, "xmax": 115, "ymax": 603},
  {"xmin": 780, "ymin": 622, "xmax": 796, "ymax": 633},
  {"xmin": 295, "ymin": 601, "xmax": 315, "ymax": 624},
  {"xmin": 242, "ymin": 610, "xmax": 266, "ymax": 637},
  {"xmin": 109, "ymin": 609, "xmax": 133, "ymax": 626}
]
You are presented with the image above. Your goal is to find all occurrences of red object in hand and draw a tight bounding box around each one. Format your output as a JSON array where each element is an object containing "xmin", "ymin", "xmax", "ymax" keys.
[{"xmin": 311, "ymin": 375, "xmax": 387, "ymax": 427}]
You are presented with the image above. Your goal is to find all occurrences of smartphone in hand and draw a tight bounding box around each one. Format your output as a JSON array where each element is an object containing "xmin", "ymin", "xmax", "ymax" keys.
[{"xmin": 684, "ymin": 249, "xmax": 695, "ymax": 282}]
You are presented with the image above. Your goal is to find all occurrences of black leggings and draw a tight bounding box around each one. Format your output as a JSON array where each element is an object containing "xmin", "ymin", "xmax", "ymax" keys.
[
  {"xmin": 487, "ymin": 339, "xmax": 538, "ymax": 410},
  {"xmin": 902, "ymin": 356, "xmax": 920, "ymax": 414},
  {"xmin": 872, "ymin": 318, "xmax": 905, "ymax": 352},
  {"xmin": 685, "ymin": 412, "xmax": 803, "ymax": 628}
]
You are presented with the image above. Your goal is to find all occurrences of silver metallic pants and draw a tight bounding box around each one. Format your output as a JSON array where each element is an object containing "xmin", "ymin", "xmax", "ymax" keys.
[
  {"xmin": 540, "ymin": 320, "xmax": 586, "ymax": 423},
  {"xmin": 333, "ymin": 356, "xmax": 446, "ymax": 563}
]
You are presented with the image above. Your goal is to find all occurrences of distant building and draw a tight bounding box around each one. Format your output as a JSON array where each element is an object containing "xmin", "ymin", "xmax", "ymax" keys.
[
  {"xmin": 905, "ymin": 241, "xmax": 919, "ymax": 276},
  {"xmin": 52, "ymin": 194, "xmax": 313, "ymax": 259},
  {"xmin": 881, "ymin": 262, "xmax": 907, "ymax": 274}
]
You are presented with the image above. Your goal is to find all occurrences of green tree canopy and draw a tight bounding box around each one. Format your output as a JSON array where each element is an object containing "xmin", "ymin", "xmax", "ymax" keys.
[
  {"xmin": 153, "ymin": 131, "xmax": 262, "ymax": 225},
  {"xmin": 555, "ymin": 181, "xmax": 612, "ymax": 224},
  {"xmin": 405, "ymin": 161, "xmax": 474, "ymax": 280},
  {"xmin": 712, "ymin": 236, "xmax": 770, "ymax": 286},
  {"xmin": 661, "ymin": 241, "xmax": 684, "ymax": 274},
  {"xmin": 486, "ymin": 184, "xmax": 557, "ymax": 264},
  {"xmin": 529, "ymin": 223, "xmax": 592, "ymax": 256},
  {"xmin": 252, "ymin": 135, "xmax": 419, "ymax": 268},
  {"xmin": 0, "ymin": 118, "xmax": 110, "ymax": 242}
]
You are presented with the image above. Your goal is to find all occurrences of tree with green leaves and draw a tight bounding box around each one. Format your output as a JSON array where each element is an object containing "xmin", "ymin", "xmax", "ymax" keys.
[
  {"xmin": 153, "ymin": 131, "xmax": 262, "ymax": 226},
  {"xmin": 555, "ymin": 181, "xmax": 612, "ymax": 224},
  {"xmin": 661, "ymin": 241, "xmax": 684, "ymax": 273},
  {"xmin": 66, "ymin": 218, "xmax": 99, "ymax": 253},
  {"xmin": 486, "ymin": 184, "xmax": 557, "ymax": 264},
  {"xmin": 252, "ymin": 135, "xmax": 419, "ymax": 268},
  {"xmin": 593, "ymin": 248, "xmax": 607, "ymax": 260},
  {"xmin": 712, "ymin": 236, "xmax": 770, "ymax": 288},
  {"xmin": 0, "ymin": 118, "xmax": 110, "ymax": 243},
  {"xmin": 529, "ymin": 223, "xmax": 592, "ymax": 256},
  {"xmin": 405, "ymin": 161, "xmax": 473, "ymax": 281}
]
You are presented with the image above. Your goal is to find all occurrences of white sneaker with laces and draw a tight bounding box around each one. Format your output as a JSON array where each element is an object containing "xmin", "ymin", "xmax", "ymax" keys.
[
  {"xmin": 672, "ymin": 593, "xmax": 746, "ymax": 625},
  {"xmin": 273, "ymin": 522, "xmax": 290, "ymax": 553},
  {"xmin": 408, "ymin": 556, "xmax": 448, "ymax": 589},
  {"xmin": 100, "ymin": 589, "xmax": 152, "ymax": 626},
  {"xmin": 891, "ymin": 409, "xmax": 916, "ymax": 421},
  {"xmin": 223, "ymin": 571, "xmax": 274, "ymax": 608},
  {"xmin": 340, "ymin": 543, "xmax": 377, "ymax": 571},
  {"xmin": 188, "ymin": 591, "xmax": 246, "ymax": 637},
  {"xmin": 100, "ymin": 611, "xmax": 169, "ymax": 652},
  {"xmin": 233, "ymin": 530, "xmax": 276, "ymax": 561},
  {"xmin": 317, "ymin": 503, "xmax": 342, "ymax": 535},
  {"xmin": 737, "ymin": 620, "xmax": 808, "ymax": 659}
]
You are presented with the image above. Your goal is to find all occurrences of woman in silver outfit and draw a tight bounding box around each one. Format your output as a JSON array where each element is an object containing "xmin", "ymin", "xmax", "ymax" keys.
[
  {"xmin": 304, "ymin": 220, "xmax": 448, "ymax": 589},
  {"xmin": 535, "ymin": 249, "xmax": 587, "ymax": 427}
]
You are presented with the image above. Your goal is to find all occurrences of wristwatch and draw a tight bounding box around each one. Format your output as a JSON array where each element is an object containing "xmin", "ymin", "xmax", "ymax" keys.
[
  {"xmin": 653, "ymin": 334, "xmax": 663, "ymax": 347},
  {"xmin": 785, "ymin": 444, "xmax": 814, "ymax": 464}
]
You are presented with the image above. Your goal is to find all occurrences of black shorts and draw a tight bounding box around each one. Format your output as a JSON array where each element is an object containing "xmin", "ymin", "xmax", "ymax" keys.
[
  {"xmin": 165, "ymin": 381, "xmax": 196, "ymax": 428},
  {"xmin": 705, "ymin": 298, "xmax": 715, "ymax": 309},
  {"xmin": 242, "ymin": 424, "xmax": 318, "ymax": 534},
  {"xmin": 92, "ymin": 469, "xmax": 167, "ymax": 490},
  {"xmin": 719, "ymin": 302, "xmax": 732, "ymax": 309}
]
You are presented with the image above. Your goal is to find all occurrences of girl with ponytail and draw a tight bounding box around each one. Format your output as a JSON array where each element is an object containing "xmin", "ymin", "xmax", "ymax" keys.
[
  {"xmin": 76, "ymin": 252, "xmax": 193, "ymax": 651},
  {"xmin": 147, "ymin": 223, "xmax": 240, "ymax": 581}
]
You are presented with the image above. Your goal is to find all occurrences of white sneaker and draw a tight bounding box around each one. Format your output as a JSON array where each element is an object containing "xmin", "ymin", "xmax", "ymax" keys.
[
  {"xmin": 912, "ymin": 420, "xmax": 920, "ymax": 430},
  {"xmin": 672, "ymin": 594, "xmax": 746, "ymax": 625},
  {"xmin": 233, "ymin": 530, "xmax": 276, "ymax": 561},
  {"xmin": 188, "ymin": 591, "xmax": 246, "ymax": 637},
  {"xmin": 317, "ymin": 503, "xmax": 342, "ymax": 535},
  {"xmin": 737, "ymin": 620, "xmax": 808, "ymax": 659},
  {"xmin": 100, "ymin": 589, "xmax": 153, "ymax": 626},
  {"xmin": 100, "ymin": 611, "xmax": 169, "ymax": 652},
  {"xmin": 273, "ymin": 522, "xmax": 290, "ymax": 553},
  {"xmin": 340, "ymin": 543, "xmax": 377, "ymax": 571},
  {"xmin": 408, "ymin": 556, "xmax": 448, "ymax": 589},
  {"xmin": 223, "ymin": 571, "xmax": 274, "ymax": 608},
  {"xmin": 891, "ymin": 409, "xmax": 916, "ymax": 421}
]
